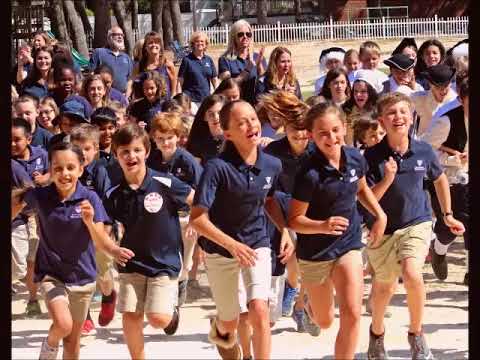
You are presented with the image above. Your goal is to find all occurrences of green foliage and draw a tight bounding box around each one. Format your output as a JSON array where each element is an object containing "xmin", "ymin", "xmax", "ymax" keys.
[{"xmin": 137, "ymin": 0, "xmax": 151, "ymax": 13}]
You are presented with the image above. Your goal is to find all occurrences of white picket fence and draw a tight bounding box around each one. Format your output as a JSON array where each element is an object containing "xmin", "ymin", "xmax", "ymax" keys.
[{"xmin": 183, "ymin": 15, "xmax": 468, "ymax": 45}]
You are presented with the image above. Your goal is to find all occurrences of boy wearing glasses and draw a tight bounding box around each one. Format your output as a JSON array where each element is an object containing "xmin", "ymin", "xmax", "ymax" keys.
[{"xmin": 89, "ymin": 26, "xmax": 133, "ymax": 95}]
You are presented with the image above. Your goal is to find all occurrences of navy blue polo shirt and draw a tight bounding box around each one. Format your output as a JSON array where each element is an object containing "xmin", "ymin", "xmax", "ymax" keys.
[
  {"xmin": 264, "ymin": 137, "xmax": 316, "ymax": 195},
  {"xmin": 79, "ymin": 160, "xmax": 111, "ymax": 198},
  {"xmin": 293, "ymin": 146, "xmax": 367, "ymax": 261},
  {"xmin": 13, "ymin": 145, "xmax": 49, "ymax": 179},
  {"xmin": 188, "ymin": 135, "xmax": 224, "ymax": 166},
  {"xmin": 364, "ymin": 136, "xmax": 443, "ymax": 234},
  {"xmin": 104, "ymin": 168, "xmax": 191, "ymax": 278},
  {"xmin": 129, "ymin": 97, "xmax": 163, "ymax": 132},
  {"xmin": 31, "ymin": 125, "xmax": 53, "ymax": 150},
  {"xmin": 98, "ymin": 150, "xmax": 124, "ymax": 187},
  {"xmin": 147, "ymin": 147, "xmax": 203, "ymax": 189},
  {"xmin": 20, "ymin": 81, "xmax": 49, "ymax": 100},
  {"xmin": 109, "ymin": 87, "xmax": 129, "ymax": 107},
  {"xmin": 194, "ymin": 142, "xmax": 282, "ymax": 258},
  {"xmin": 89, "ymin": 48, "xmax": 133, "ymax": 93},
  {"xmin": 179, "ymin": 53, "xmax": 217, "ymax": 103},
  {"xmin": 23, "ymin": 182, "xmax": 109, "ymax": 285},
  {"xmin": 12, "ymin": 160, "xmax": 33, "ymax": 229},
  {"xmin": 255, "ymin": 76, "xmax": 303, "ymax": 102}
]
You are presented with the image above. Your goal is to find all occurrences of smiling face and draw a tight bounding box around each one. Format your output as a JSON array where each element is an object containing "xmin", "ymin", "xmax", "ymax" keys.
[
  {"xmin": 98, "ymin": 121, "xmax": 117, "ymax": 148},
  {"xmin": 224, "ymin": 102, "xmax": 261, "ymax": 149},
  {"xmin": 143, "ymin": 79, "xmax": 158, "ymax": 102},
  {"xmin": 205, "ymin": 102, "xmax": 224, "ymax": 137},
  {"xmin": 378, "ymin": 100, "xmax": 413, "ymax": 137},
  {"xmin": 309, "ymin": 111, "xmax": 346, "ymax": 159},
  {"xmin": 391, "ymin": 67, "xmax": 413, "ymax": 86},
  {"xmin": 430, "ymin": 83, "xmax": 451, "ymax": 103},
  {"xmin": 116, "ymin": 138, "xmax": 149, "ymax": 177},
  {"xmin": 353, "ymin": 81, "xmax": 369, "ymax": 109},
  {"xmin": 33, "ymin": 34, "xmax": 46, "ymax": 50},
  {"xmin": 35, "ymin": 50, "xmax": 52, "ymax": 73},
  {"xmin": 58, "ymin": 68, "xmax": 76, "ymax": 95},
  {"xmin": 146, "ymin": 38, "xmax": 161, "ymax": 57},
  {"xmin": 192, "ymin": 36, "xmax": 207, "ymax": 53},
  {"xmin": 38, "ymin": 103, "xmax": 56, "ymax": 129},
  {"xmin": 11, "ymin": 127, "xmax": 31, "ymax": 158},
  {"xmin": 50, "ymin": 149, "xmax": 84, "ymax": 197},
  {"xmin": 423, "ymin": 45, "xmax": 442, "ymax": 67},
  {"xmin": 87, "ymin": 79, "xmax": 106, "ymax": 107}
]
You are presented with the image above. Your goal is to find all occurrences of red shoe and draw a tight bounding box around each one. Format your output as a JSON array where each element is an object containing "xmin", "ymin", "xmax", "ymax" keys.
[
  {"xmin": 98, "ymin": 290, "xmax": 117, "ymax": 326},
  {"xmin": 425, "ymin": 247, "xmax": 433, "ymax": 263},
  {"xmin": 81, "ymin": 319, "xmax": 96, "ymax": 336}
]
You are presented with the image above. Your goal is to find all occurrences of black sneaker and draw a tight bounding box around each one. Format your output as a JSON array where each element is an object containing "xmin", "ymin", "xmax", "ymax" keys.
[
  {"xmin": 463, "ymin": 272, "xmax": 469, "ymax": 286},
  {"xmin": 178, "ymin": 280, "xmax": 188, "ymax": 306},
  {"xmin": 367, "ymin": 326, "xmax": 389, "ymax": 360},
  {"xmin": 408, "ymin": 332, "xmax": 434, "ymax": 360},
  {"xmin": 431, "ymin": 250, "xmax": 448, "ymax": 281},
  {"xmin": 164, "ymin": 306, "xmax": 180, "ymax": 335}
]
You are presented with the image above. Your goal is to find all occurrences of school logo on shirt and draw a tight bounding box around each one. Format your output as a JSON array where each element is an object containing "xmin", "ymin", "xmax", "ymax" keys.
[
  {"xmin": 414, "ymin": 160, "xmax": 425, "ymax": 171},
  {"xmin": 349, "ymin": 169, "xmax": 359, "ymax": 182},
  {"xmin": 144, "ymin": 192, "xmax": 163, "ymax": 213},
  {"xmin": 34, "ymin": 158, "xmax": 43, "ymax": 170},
  {"xmin": 263, "ymin": 176, "xmax": 272, "ymax": 190},
  {"xmin": 71, "ymin": 206, "xmax": 83, "ymax": 219}
]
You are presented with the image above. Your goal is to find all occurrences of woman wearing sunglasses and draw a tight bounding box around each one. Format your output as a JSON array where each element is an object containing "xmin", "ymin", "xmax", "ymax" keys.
[{"xmin": 218, "ymin": 19, "xmax": 267, "ymax": 105}]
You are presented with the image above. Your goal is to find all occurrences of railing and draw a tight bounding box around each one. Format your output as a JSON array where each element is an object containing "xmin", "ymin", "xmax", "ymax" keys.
[{"xmin": 183, "ymin": 15, "xmax": 468, "ymax": 45}]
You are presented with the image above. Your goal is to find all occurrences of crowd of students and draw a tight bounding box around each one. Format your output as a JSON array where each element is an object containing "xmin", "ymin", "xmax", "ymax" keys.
[{"xmin": 10, "ymin": 18, "xmax": 469, "ymax": 360}]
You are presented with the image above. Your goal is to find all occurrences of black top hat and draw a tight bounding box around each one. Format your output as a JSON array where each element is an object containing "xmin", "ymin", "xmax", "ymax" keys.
[
  {"xmin": 383, "ymin": 53, "xmax": 415, "ymax": 71},
  {"xmin": 446, "ymin": 38, "xmax": 468, "ymax": 57},
  {"xmin": 91, "ymin": 107, "xmax": 117, "ymax": 125},
  {"xmin": 422, "ymin": 64, "xmax": 456, "ymax": 87},
  {"xmin": 392, "ymin": 38, "xmax": 418, "ymax": 56}
]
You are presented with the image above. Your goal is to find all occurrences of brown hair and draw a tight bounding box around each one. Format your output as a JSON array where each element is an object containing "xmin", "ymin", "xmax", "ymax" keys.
[
  {"xmin": 359, "ymin": 41, "xmax": 381, "ymax": 57},
  {"xmin": 112, "ymin": 123, "xmax": 151, "ymax": 155},
  {"xmin": 264, "ymin": 47, "xmax": 298, "ymax": 90},
  {"xmin": 304, "ymin": 101, "xmax": 346, "ymax": 131},
  {"xmin": 353, "ymin": 116, "xmax": 381, "ymax": 144},
  {"xmin": 70, "ymin": 123, "xmax": 100, "ymax": 146},
  {"xmin": 150, "ymin": 112, "xmax": 184, "ymax": 137},
  {"xmin": 258, "ymin": 90, "xmax": 309, "ymax": 130},
  {"xmin": 376, "ymin": 92, "xmax": 413, "ymax": 116},
  {"xmin": 81, "ymin": 74, "xmax": 109, "ymax": 107}
]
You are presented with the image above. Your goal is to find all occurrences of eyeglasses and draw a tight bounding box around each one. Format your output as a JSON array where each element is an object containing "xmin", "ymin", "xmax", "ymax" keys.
[
  {"xmin": 111, "ymin": 33, "xmax": 124, "ymax": 38},
  {"xmin": 39, "ymin": 109, "xmax": 54, "ymax": 115},
  {"xmin": 237, "ymin": 32, "xmax": 252, "ymax": 39}
]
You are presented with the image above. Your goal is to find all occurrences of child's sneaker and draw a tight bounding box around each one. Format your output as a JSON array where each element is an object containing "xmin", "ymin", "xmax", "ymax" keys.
[
  {"xmin": 367, "ymin": 326, "xmax": 388, "ymax": 360},
  {"xmin": 303, "ymin": 309, "xmax": 321, "ymax": 337},
  {"xmin": 164, "ymin": 306, "xmax": 180, "ymax": 335},
  {"xmin": 98, "ymin": 289, "xmax": 117, "ymax": 326},
  {"xmin": 408, "ymin": 332, "xmax": 434, "ymax": 360},
  {"xmin": 208, "ymin": 318, "xmax": 242, "ymax": 360},
  {"xmin": 81, "ymin": 318, "xmax": 96, "ymax": 336},
  {"xmin": 39, "ymin": 338, "xmax": 58, "ymax": 360},
  {"xmin": 26, "ymin": 299, "xmax": 42, "ymax": 317},
  {"xmin": 281, "ymin": 282, "xmax": 298, "ymax": 317},
  {"xmin": 291, "ymin": 308, "xmax": 306, "ymax": 332}
]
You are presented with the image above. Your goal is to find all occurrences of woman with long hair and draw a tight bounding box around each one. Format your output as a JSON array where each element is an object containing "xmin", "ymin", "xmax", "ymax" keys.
[
  {"xmin": 20, "ymin": 45, "xmax": 54, "ymax": 100},
  {"xmin": 318, "ymin": 68, "xmax": 351, "ymax": 106},
  {"xmin": 255, "ymin": 46, "xmax": 302, "ymax": 101},
  {"xmin": 414, "ymin": 39, "xmax": 446, "ymax": 90}
]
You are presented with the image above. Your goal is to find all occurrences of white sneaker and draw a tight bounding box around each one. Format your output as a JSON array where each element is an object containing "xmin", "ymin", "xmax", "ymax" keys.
[{"xmin": 39, "ymin": 338, "xmax": 58, "ymax": 360}]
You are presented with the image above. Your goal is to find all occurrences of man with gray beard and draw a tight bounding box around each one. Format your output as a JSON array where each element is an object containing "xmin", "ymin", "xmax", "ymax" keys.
[{"xmin": 89, "ymin": 26, "xmax": 133, "ymax": 94}]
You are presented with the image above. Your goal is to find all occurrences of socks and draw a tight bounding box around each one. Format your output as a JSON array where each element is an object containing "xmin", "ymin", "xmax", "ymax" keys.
[{"xmin": 434, "ymin": 238, "xmax": 450, "ymax": 256}]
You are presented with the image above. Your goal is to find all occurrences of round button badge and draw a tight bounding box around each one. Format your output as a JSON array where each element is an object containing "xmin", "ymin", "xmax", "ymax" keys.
[{"xmin": 144, "ymin": 192, "xmax": 163, "ymax": 213}]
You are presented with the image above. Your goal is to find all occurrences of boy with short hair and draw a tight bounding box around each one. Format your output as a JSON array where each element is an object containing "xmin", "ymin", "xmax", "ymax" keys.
[
  {"xmin": 104, "ymin": 123, "xmax": 194, "ymax": 359},
  {"xmin": 11, "ymin": 117, "xmax": 50, "ymax": 317},
  {"xmin": 364, "ymin": 92, "xmax": 465, "ymax": 360},
  {"xmin": 148, "ymin": 112, "xmax": 203, "ymax": 305},
  {"xmin": 190, "ymin": 100, "xmax": 294, "ymax": 360},
  {"xmin": 359, "ymin": 41, "xmax": 389, "ymax": 87},
  {"xmin": 14, "ymin": 95, "xmax": 52, "ymax": 149}
]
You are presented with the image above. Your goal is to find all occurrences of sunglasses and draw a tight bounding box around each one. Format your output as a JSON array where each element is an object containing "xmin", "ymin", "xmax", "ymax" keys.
[{"xmin": 237, "ymin": 32, "xmax": 252, "ymax": 39}]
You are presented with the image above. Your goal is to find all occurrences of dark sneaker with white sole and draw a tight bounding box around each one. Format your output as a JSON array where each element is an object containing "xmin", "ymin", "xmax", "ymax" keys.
[
  {"xmin": 164, "ymin": 306, "xmax": 180, "ymax": 335},
  {"xmin": 408, "ymin": 332, "xmax": 434, "ymax": 360},
  {"xmin": 431, "ymin": 250, "xmax": 448, "ymax": 281},
  {"xmin": 367, "ymin": 326, "xmax": 389, "ymax": 360}
]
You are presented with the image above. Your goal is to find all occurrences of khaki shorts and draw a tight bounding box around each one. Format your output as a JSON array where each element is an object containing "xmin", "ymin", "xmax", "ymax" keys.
[
  {"xmin": 118, "ymin": 272, "xmax": 178, "ymax": 314},
  {"xmin": 179, "ymin": 214, "xmax": 198, "ymax": 282},
  {"xmin": 205, "ymin": 247, "xmax": 272, "ymax": 321},
  {"xmin": 366, "ymin": 221, "xmax": 432, "ymax": 283},
  {"xmin": 299, "ymin": 249, "xmax": 362, "ymax": 284},
  {"xmin": 40, "ymin": 276, "xmax": 96, "ymax": 322},
  {"xmin": 95, "ymin": 250, "xmax": 113, "ymax": 280}
]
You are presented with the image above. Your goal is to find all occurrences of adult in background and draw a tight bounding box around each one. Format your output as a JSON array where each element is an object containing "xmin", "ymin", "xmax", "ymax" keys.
[
  {"xmin": 127, "ymin": 31, "xmax": 176, "ymax": 101},
  {"xmin": 218, "ymin": 19, "xmax": 267, "ymax": 105},
  {"xmin": 20, "ymin": 46, "xmax": 54, "ymax": 101},
  {"xmin": 178, "ymin": 31, "xmax": 218, "ymax": 110},
  {"xmin": 255, "ymin": 46, "xmax": 302, "ymax": 102},
  {"xmin": 89, "ymin": 26, "xmax": 133, "ymax": 95}
]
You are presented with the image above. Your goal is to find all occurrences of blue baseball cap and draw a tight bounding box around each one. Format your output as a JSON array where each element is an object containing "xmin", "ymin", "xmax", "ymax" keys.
[{"xmin": 54, "ymin": 99, "xmax": 89, "ymax": 125}]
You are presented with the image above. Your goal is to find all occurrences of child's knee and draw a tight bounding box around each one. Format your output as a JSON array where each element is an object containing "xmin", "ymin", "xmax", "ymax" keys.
[
  {"xmin": 146, "ymin": 313, "xmax": 172, "ymax": 329},
  {"xmin": 248, "ymin": 299, "xmax": 269, "ymax": 324},
  {"xmin": 53, "ymin": 317, "xmax": 73, "ymax": 338}
]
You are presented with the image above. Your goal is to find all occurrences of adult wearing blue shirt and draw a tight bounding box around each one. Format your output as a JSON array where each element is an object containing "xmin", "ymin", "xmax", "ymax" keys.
[
  {"xmin": 218, "ymin": 20, "xmax": 267, "ymax": 105},
  {"xmin": 178, "ymin": 31, "xmax": 219, "ymax": 107},
  {"xmin": 89, "ymin": 26, "xmax": 133, "ymax": 94}
]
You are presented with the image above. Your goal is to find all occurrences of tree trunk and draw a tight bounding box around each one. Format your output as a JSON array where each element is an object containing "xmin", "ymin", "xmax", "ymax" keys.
[
  {"xmin": 93, "ymin": 0, "xmax": 111, "ymax": 48},
  {"xmin": 64, "ymin": 0, "xmax": 89, "ymax": 57},
  {"xmin": 49, "ymin": 0, "xmax": 72, "ymax": 46},
  {"xmin": 169, "ymin": 0, "xmax": 185, "ymax": 46},
  {"xmin": 294, "ymin": 0, "xmax": 302, "ymax": 19},
  {"xmin": 151, "ymin": 0, "xmax": 164, "ymax": 43},
  {"xmin": 256, "ymin": 0, "xmax": 268, "ymax": 25},
  {"xmin": 112, "ymin": 0, "xmax": 134, "ymax": 57},
  {"xmin": 74, "ymin": 0, "xmax": 93, "ymax": 49},
  {"xmin": 162, "ymin": 2, "xmax": 174, "ymax": 50}
]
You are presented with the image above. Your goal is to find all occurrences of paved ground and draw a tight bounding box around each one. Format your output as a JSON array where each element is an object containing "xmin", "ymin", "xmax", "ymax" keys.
[{"xmin": 12, "ymin": 238, "xmax": 467, "ymax": 359}]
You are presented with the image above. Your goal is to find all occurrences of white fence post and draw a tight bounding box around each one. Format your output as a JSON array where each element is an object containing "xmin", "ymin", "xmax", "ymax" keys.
[
  {"xmin": 225, "ymin": 23, "xmax": 229, "ymax": 45},
  {"xmin": 434, "ymin": 14, "xmax": 438, "ymax": 37},
  {"xmin": 329, "ymin": 16, "xmax": 333, "ymax": 40},
  {"xmin": 382, "ymin": 16, "xmax": 386, "ymax": 38},
  {"xmin": 277, "ymin": 21, "xmax": 281, "ymax": 43}
]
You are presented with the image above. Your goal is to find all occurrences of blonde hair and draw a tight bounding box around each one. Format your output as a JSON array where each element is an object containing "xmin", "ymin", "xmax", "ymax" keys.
[
  {"xmin": 70, "ymin": 123, "xmax": 100, "ymax": 146},
  {"xmin": 359, "ymin": 41, "xmax": 381, "ymax": 57},
  {"xmin": 376, "ymin": 92, "xmax": 413, "ymax": 116},
  {"xmin": 222, "ymin": 19, "xmax": 253, "ymax": 59},
  {"xmin": 150, "ymin": 112, "xmax": 184, "ymax": 137},
  {"xmin": 133, "ymin": 38, "xmax": 145, "ymax": 62},
  {"xmin": 264, "ymin": 47, "xmax": 298, "ymax": 90},
  {"xmin": 259, "ymin": 90, "xmax": 309, "ymax": 129},
  {"xmin": 190, "ymin": 31, "xmax": 209, "ymax": 50}
]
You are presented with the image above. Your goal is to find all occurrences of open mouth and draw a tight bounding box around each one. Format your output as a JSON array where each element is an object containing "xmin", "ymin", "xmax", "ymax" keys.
[{"xmin": 246, "ymin": 131, "xmax": 260, "ymax": 140}]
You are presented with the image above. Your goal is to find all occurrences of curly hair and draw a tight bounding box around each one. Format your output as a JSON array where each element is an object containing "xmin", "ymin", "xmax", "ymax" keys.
[{"xmin": 258, "ymin": 90, "xmax": 309, "ymax": 129}]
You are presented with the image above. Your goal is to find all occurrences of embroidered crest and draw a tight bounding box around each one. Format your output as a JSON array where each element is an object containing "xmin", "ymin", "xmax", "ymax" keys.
[{"xmin": 350, "ymin": 169, "xmax": 356, "ymax": 176}]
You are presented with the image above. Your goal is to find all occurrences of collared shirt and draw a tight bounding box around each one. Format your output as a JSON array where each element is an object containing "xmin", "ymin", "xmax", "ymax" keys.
[
  {"xmin": 89, "ymin": 47, "xmax": 133, "ymax": 93},
  {"xmin": 129, "ymin": 97, "xmax": 163, "ymax": 132},
  {"xmin": 293, "ymin": 146, "xmax": 367, "ymax": 261},
  {"xmin": 20, "ymin": 81, "xmax": 49, "ymax": 100},
  {"xmin": 179, "ymin": 52, "xmax": 217, "ymax": 103},
  {"xmin": 104, "ymin": 168, "xmax": 191, "ymax": 278},
  {"xmin": 24, "ymin": 182, "xmax": 109, "ymax": 285},
  {"xmin": 411, "ymin": 88, "xmax": 456, "ymax": 137},
  {"xmin": 12, "ymin": 160, "xmax": 33, "ymax": 229},
  {"xmin": 109, "ymin": 87, "xmax": 129, "ymax": 106},
  {"xmin": 79, "ymin": 160, "xmax": 111, "ymax": 198},
  {"xmin": 364, "ymin": 136, "xmax": 443, "ymax": 234},
  {"xmin": 194, "ymin": 142, "xmax": 282, "ymax": 258},
  {"xmin": 98, "ymin": 150, "xmax": 124, "ymax": 187},
  {"xmin": 314, "ymin": 74, "xmax": 326, "ymax": 95},
  {"xmin": 13, "ymin": 145, "xmax": 49, "ymax": 179},
  {"xmin": 188, "ymin": 135, "xmax": 224, "ymax": 166},
  {"xmin": 255, "ymin": 76, "xmax": 302, "ymax": 102},
  {"xmin": 31, "ymin": 125, "xmax": 53, "ymax": 150}
]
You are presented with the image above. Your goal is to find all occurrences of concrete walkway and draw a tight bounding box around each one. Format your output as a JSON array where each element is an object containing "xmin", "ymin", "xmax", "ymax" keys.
[{"xmin": 12, "ymin": 239, "xmax": 468, "ymax": 359}]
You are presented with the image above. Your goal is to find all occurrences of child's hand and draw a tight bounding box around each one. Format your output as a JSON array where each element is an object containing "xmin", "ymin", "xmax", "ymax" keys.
[
  {"xmin": 185, "ymin": 224, "xmax": 197, "ymax": 240},
  {"xmin": 319, "ymin": 216, "xmax": 349, "ymax": 235},
  {"xmin": 32, "ymin": 171, "xmax": 50, "ymax": 186},
  {"xmin": 384, "ymin": 157, "xmax": 398, "ymax": 181},
  {"xmin": 367, "ymin": 214, "xmax": 387, "ymax": 249},
  {"xmin": 227, "ymin": 241, "xmax": 258, "ymax": 267},
  {"xmin": 278, "ymin": 228, "xmax": 295, "ymax": 264},
  {"xmin": 256, "ymin": 46, "xmax": 266, "ymax": 67},
  {"xmin": 459, "ymin": 152, "xmax": 468, "ymax": 166},
  {"xmin": 79, "ymin": 200, "xmax": 95, "ymax": 225},
  {"xmin": 138, "ymin": 121, "xmax": 147, "ymax": 129},
  {"xmin": 444, "ymin": 215, "xmax": 465, "ymax": 236},
  {"xmin": 259, "ymin": 136, "xmax": 274, "ymax": 147},
  {"xmin": 111, "ymin": 245, "xmax": 135, "ymax": 267}
]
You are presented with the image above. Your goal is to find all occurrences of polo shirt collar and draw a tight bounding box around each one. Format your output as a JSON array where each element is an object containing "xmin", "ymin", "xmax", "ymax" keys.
[
  {"xmin": 47, "ymin": 181, "xmax": 90, "ymax": 204},
  {"xmin": 312, "ymin": 145, "xmax": 349, "ymax": 174},
  {"xmin": 223, "ymin": 142, "xmax": 264, "ymax": 175},
  {"xmin": 120, "ymin": 167, "xmax": 153, "ymax": 194},
  {"xmin": 84, "ymin": 160, "xmax": 97, "ymax": 175},
  {"xmin": 379, "ymin": 135, "xmax": 418, "ymax": 156}
]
